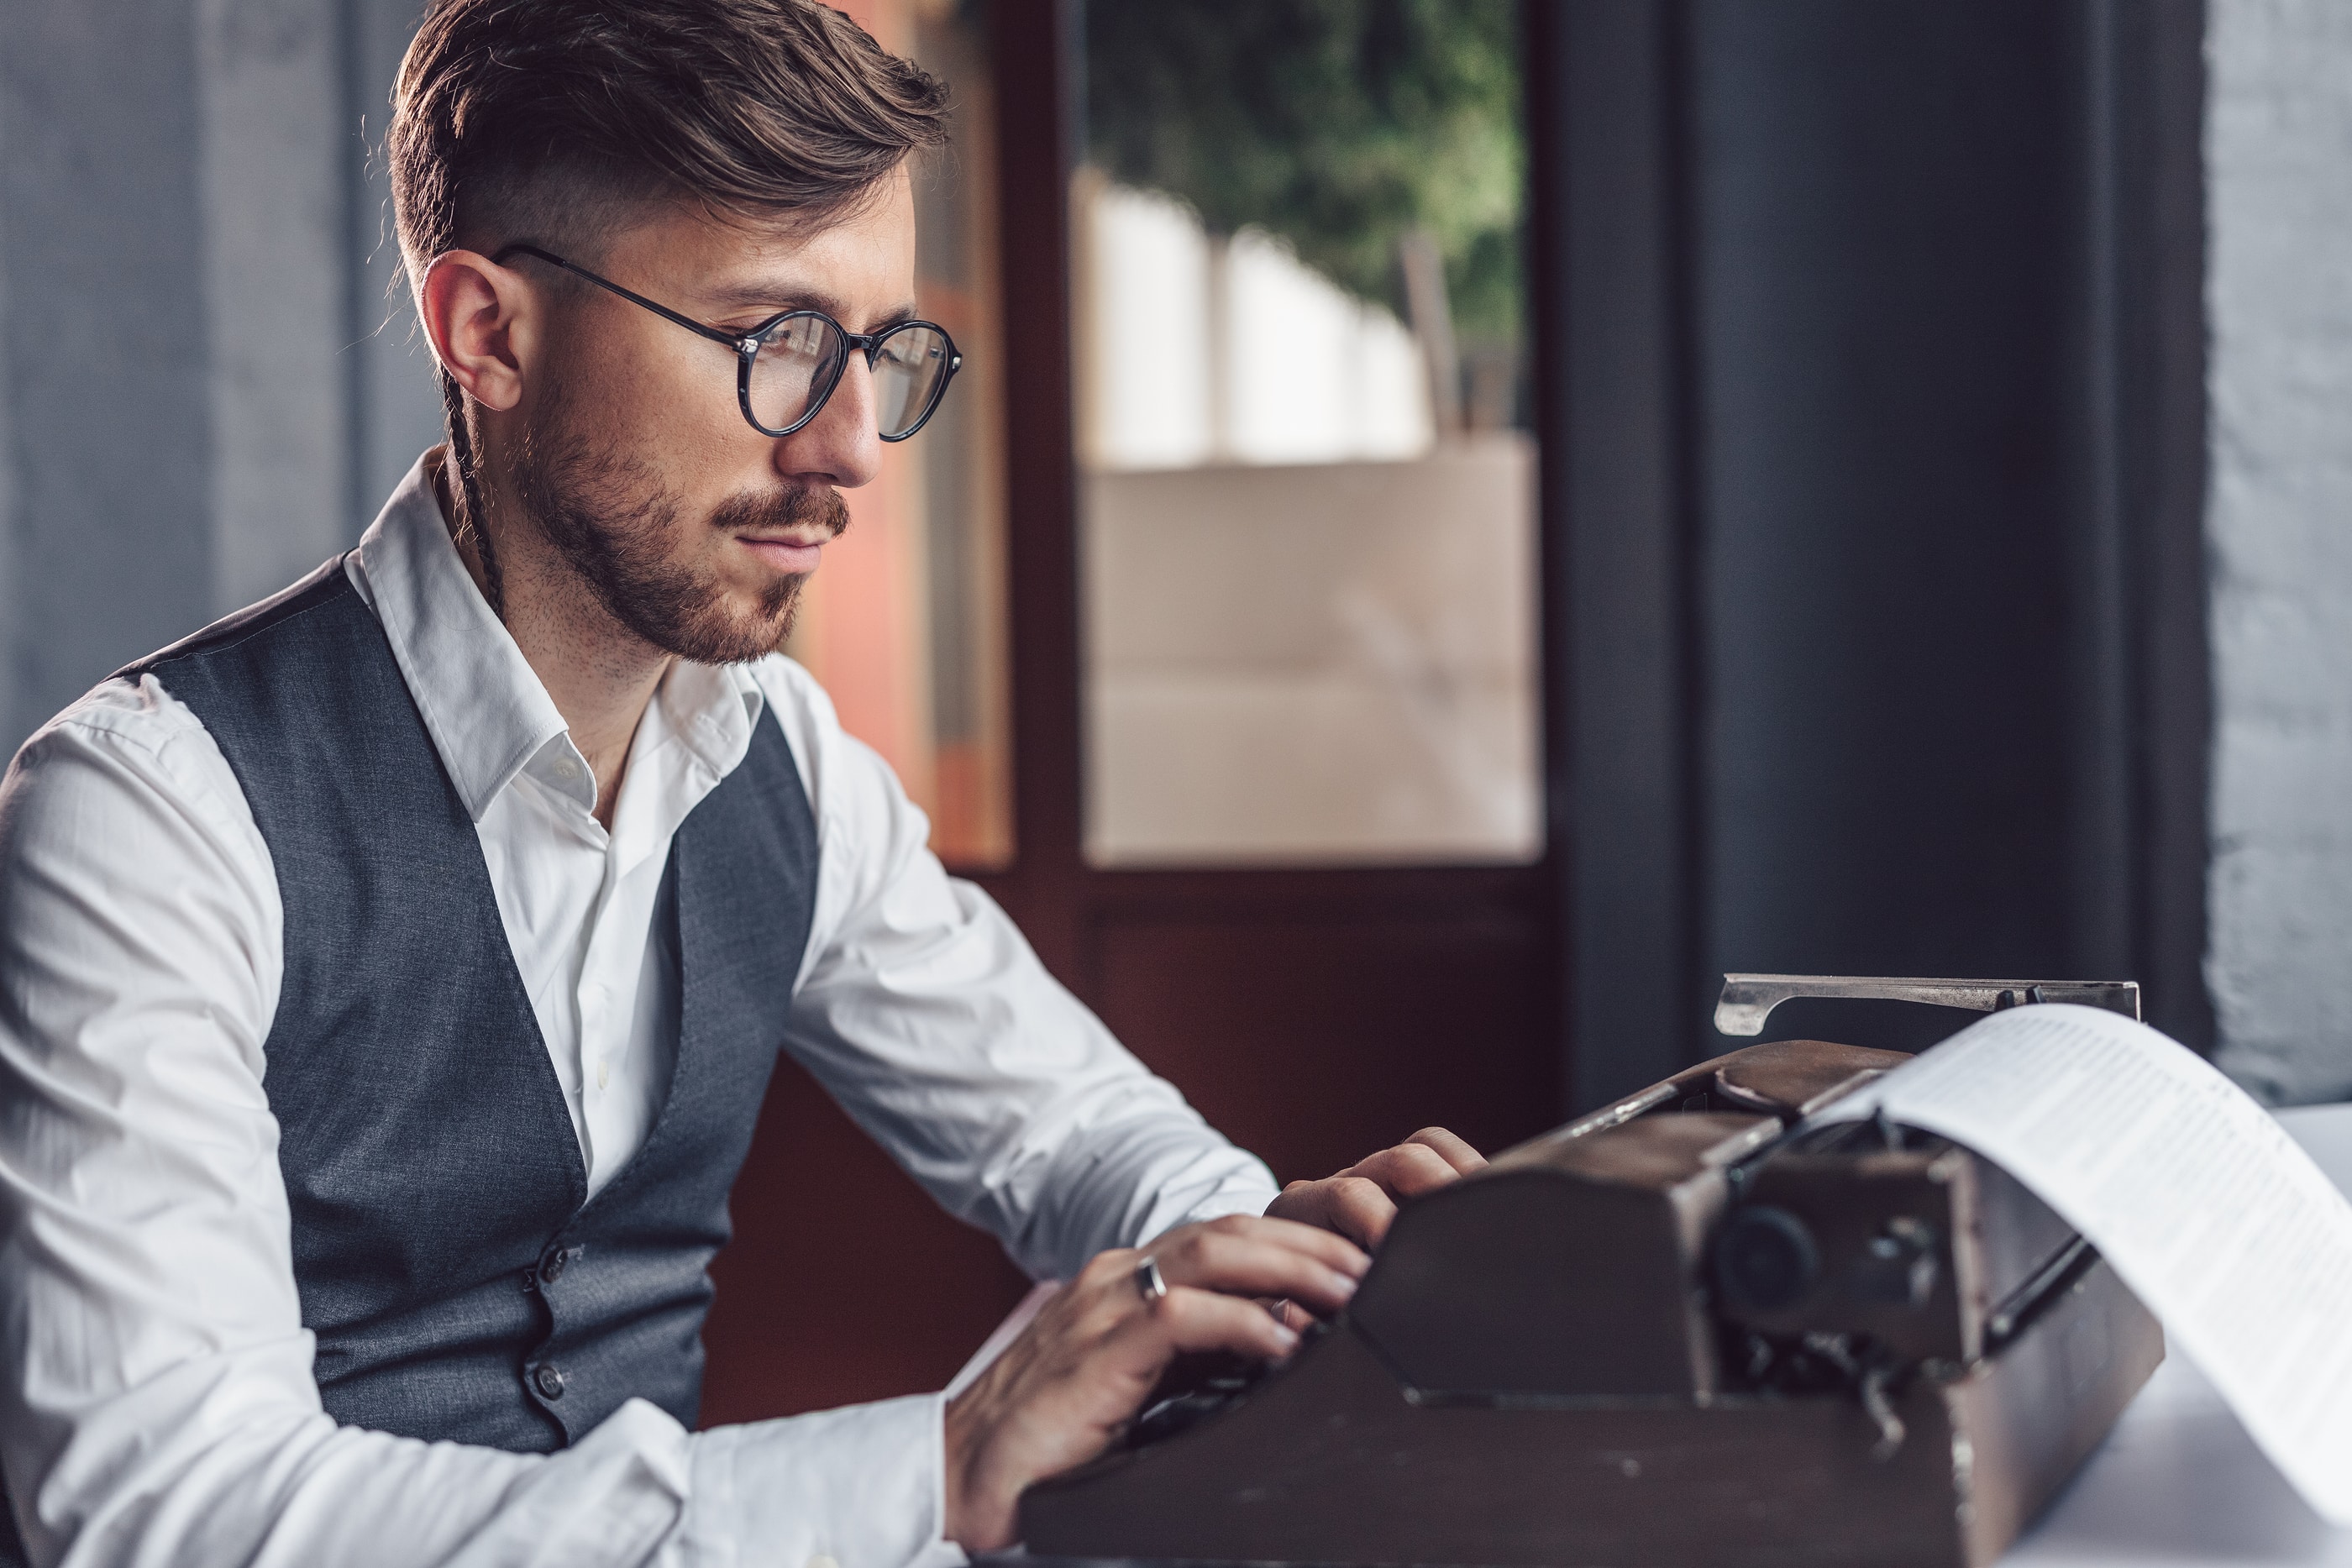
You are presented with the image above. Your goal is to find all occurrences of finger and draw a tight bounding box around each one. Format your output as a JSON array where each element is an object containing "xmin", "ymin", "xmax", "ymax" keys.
[
  {"xmin": 1408, "ymin": 1126, "xmax": 1488, "ymax": 1174},
  {"xmin": 1310, "ymin": 1174, "xmax": 1399, "ymax": 1249},
  {"xmin": 1341, "ymin": 1141, "xmax": 1462, "ymax": 1200},
  {"xmin": 1215, "ymin": 1214, "xmax": 1373, "ymax": 1277},
  {"xmin": 1120, "ymin": 1285, "xmax": 1301, "ymax": 1364},
  {"xmin": 1155, "ymin": 1225, "xmax": 1362, "ymax": 1314},
  {"xmin": 1263, "ymin": 1177, "xmax": 1398, "ymax": 1250}
]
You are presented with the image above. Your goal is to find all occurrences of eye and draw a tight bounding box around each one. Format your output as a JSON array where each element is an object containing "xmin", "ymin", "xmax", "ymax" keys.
[{"xmin": 760, "ymin": 317, "xmax": 836, "ymax": 360}]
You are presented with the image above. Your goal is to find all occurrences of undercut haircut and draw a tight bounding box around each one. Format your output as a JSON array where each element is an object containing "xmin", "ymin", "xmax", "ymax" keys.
[
  {"xmin": 391, "ymin": 0, "xmax": 948, "ymax": 272},
  {"xmin": 386, "ymin": 0, "xmax": 948, "ymax": 597}
]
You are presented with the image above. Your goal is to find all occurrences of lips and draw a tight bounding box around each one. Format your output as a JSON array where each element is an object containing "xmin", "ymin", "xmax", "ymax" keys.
[
  {"xmin": 737, "ymin": 534, "xmax": 826, "ymax": 574},
  {"xmin": 711, "ymin": 485, "xmax": 848, "ymax": 579}
]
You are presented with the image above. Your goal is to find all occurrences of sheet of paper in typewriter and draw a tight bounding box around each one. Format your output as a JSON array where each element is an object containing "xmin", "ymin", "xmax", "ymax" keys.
[{"xmin": 1812, "ymin": 1002, "xmax": 2352, "ymax": 1526}]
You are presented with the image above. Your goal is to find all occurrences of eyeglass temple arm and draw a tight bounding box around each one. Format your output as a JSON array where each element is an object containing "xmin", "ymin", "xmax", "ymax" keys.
[{"xmin": 491, "ymin": 244, "xmax": 747, "ymax": 351}]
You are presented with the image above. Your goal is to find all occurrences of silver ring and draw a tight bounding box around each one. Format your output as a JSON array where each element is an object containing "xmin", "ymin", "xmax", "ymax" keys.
[{"xmin": 1134, "ymin": 1253, "xmax": 1169, "ymax": 1306}]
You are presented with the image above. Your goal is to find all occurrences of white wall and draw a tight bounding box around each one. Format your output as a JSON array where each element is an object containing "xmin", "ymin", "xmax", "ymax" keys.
[
  {"xmin": 1221, "ymin": 227, "xmax": 1430, "ymax": 466},
  {"xmin": 1078, "ymin": 180, "xmax": 1432, "ymax": 472},
  {"xmin": 2206, "ymin": 0, "xmax": 2352, "ymax": 1101},
  {"xmin": 1081, "ymin": 184, "xmax": 1215, "ymax": 469}
]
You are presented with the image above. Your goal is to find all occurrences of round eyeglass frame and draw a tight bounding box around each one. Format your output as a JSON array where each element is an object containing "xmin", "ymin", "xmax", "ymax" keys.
[{"xmin": 491, "ymin": 243, "xmax": 963, "ymax": 442}]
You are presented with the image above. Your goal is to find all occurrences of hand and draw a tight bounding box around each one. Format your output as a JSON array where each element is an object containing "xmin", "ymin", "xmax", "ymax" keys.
[
  {"xmin": 942, "ymin": 1214, "xmax": 1368, "ymax": 1550},
  {"xmin": 1263, "ymin": 1127, "xmax": 1488, "ymax": 1251}
]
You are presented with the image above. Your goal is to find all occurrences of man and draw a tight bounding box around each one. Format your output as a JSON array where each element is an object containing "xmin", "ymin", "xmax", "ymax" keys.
[{"xmin": 0, "ymin": 2, "xmax": 1486, "ymax": 1563}]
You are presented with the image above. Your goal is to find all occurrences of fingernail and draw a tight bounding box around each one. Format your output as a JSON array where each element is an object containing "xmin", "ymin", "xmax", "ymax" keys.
[
  {"xmin": 1331, "ymin": 1270, "xmax": 1358, "ymax": 1298},
  {"xmin": 1273, "ymin": 1324, "xmax": 1300, "ymax": 1353}
]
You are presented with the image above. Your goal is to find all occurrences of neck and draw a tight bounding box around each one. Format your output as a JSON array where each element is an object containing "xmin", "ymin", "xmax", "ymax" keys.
[{"xmin": 433, "ymin": 453, "xmax": 669, "ymax": 830}]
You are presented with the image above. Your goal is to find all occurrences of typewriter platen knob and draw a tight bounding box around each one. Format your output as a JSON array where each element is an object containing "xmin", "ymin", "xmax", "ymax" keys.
[{"xmin": 1714, "ymin": 1205, "xmax": 1820, "ymax": 1314}]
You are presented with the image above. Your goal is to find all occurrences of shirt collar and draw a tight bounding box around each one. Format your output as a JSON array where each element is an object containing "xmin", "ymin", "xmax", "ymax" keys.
[{"xmin": 349, "ymin": 448, "xmax": 768, "ymax": 824}]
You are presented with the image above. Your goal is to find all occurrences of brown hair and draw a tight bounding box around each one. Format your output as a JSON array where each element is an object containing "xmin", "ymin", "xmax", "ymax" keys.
[
  {"xmin": 390, "ymin": 0, "xmax": 948, "ymax": 270},
  {"xmin": 387, "ymin": 0, "xmax": 948, "ymax": 600}
]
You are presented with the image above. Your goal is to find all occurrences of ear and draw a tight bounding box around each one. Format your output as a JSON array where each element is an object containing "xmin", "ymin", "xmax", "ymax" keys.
[{"xmin": 417, "ymin": 249, "xmax": 538, "ymax": 414}]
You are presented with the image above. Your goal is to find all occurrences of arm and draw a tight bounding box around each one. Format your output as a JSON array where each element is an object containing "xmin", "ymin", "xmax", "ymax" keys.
[
  {"xmin": 768, "ymin": 667, "xmax": 1278, "ymax": 1278},
  {"xmin": 0, "ymin": 681, "xmax": 950, "ymax": 1568},
  {"xmin": 756, "ymin": 666, "xmax": 1492, "ymax": 1548}
]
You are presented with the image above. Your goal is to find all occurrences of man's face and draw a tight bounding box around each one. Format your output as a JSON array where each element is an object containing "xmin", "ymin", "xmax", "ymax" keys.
[{"xmin": 507, "ymin": 170, "xmax": 917, "ymax": 663}]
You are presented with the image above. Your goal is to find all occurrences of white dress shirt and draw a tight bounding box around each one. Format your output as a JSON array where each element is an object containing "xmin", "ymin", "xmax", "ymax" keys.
[{"xmin": 0, "ymin": 452, "xmax": 1280, "ymax": 1568}]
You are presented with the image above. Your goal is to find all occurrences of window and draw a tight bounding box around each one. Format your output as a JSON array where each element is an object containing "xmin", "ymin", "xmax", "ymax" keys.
[{"xmin": 1072, "ymin": 0, "xmax": 1541, "ymax": 867}]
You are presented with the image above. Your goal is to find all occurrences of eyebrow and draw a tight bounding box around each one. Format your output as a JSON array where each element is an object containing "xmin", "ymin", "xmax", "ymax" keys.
[{"xmin": 706, "ymin": 283, "xmax": 922, "ymax": 332}]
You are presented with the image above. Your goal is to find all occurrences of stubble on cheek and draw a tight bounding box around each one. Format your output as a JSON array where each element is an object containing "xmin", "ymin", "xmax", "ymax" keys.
[{"xmin": 511, "ymin": 395, "xmax": 849, "ymax": 665}]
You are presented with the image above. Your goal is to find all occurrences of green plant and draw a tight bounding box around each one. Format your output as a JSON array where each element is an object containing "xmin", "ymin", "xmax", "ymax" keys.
[{"xmin": 1083, "ymin": 0, "xmax": 1524, "ymax": 344}]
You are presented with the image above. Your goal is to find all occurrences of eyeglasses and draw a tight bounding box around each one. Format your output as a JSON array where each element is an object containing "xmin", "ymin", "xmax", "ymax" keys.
[{"xmin": 492, "ymin": 244, "xmax": 963, "ymax": 443}]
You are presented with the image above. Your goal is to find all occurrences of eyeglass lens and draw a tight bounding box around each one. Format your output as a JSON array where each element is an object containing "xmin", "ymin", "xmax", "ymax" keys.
[{"xmin": 746, "ymin": 318, "xmax": 954, "ymax": 439}]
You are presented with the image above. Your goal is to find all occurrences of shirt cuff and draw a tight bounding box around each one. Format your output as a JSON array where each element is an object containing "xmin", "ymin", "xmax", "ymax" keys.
[{"xmin": 678, "ymin": 1392, "xmax": 964, "ymax": 1568}]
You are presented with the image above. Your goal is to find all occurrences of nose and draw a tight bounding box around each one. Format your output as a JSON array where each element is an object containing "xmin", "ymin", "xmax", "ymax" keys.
[{"xmin": 777, "ymin": 350, "xmax": 883, "ymax": 489}]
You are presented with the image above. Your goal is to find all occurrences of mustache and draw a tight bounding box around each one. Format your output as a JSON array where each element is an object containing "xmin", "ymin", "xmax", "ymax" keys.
[{"xmin": 708, "ymin": 485, "xmax": 850, "ymax": 539}]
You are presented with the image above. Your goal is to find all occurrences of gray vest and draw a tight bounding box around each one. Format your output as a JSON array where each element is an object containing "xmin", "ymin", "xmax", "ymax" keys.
[{"xmin": 118, "ymin": 556, "xmax": 818, "ymax": 1450}]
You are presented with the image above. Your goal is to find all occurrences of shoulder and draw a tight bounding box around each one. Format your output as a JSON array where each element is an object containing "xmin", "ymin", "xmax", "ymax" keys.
[
  {"xmin": 14, "ymin": 673, "xmax": 228, "ymax": 784},
  {"xmin": 114, "ymin": 555, "xmax": 354, "ymax": 682},
  {"xmin": 3, "ymin": 674, "xmax": 261, "ymax": 859}
]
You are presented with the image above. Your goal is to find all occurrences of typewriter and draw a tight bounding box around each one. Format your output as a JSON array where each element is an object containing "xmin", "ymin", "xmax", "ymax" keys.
[{"xmin": 1017, "ymin": 975, "xmax": 2160, "ymax": 1568}]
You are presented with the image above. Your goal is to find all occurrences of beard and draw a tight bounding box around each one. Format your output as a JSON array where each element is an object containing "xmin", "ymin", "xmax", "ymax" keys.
[{"xmin": 505, "ymin": 396, "xmax": 849, "ymax": 666}]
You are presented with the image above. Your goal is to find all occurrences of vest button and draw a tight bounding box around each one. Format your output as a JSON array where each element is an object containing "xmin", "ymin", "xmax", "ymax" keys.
[
  {"xmin": 539, "ymin": 1250, "xmax": 568, "ymax": 1286},
  {"xmin": 532, "ymin": 1363, "xmax": 566, "ymax": 1400}
]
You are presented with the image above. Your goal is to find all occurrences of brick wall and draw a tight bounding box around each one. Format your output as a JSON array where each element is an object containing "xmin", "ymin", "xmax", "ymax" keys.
[{"xmin": 2206, "ymin": 0, "xmax": 2352, "ymax": 1099}]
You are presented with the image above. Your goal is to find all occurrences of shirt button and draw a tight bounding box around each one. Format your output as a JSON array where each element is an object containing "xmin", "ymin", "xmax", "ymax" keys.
[
  {"xmin": 554, "ymin": 756, "xmax": 581, "ymax": 781},
  {"xmin": 532, "ymin": 1363, "xmax": 566, "ymax": 1400},
  {"xmin": 808, "ymin": 1557, "xmax": 840, "ymax": 1568},
  {"xmin": 539, "ymin": 1249, "xmax": 568, "ymax": 1286}
]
